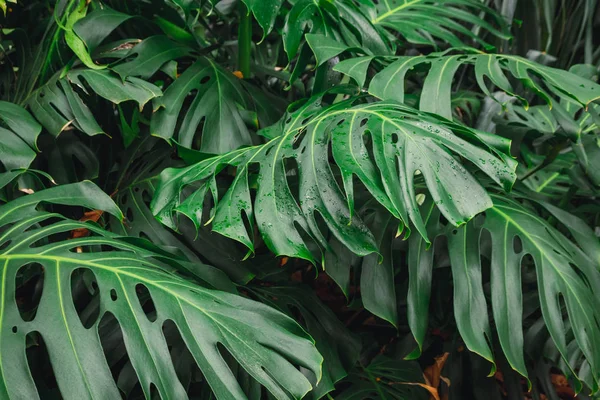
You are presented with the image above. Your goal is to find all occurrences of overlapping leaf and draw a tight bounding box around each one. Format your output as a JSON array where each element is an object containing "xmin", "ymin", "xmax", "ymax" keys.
[
  {"xmin": 498, "ymin": 101, "xmax": 600, "ymax": 186},
  {"xmin": 250, "ymin": 284, "xmax": 361, "ymax": 399},
  {"xmin": 285, "ymin": 0, "xmax": 391, "ymax": 59},
  {"xmin": 150, "ymin": 57, "xmax": 261, "ymax": 153},
  {"xmin": 407, "ymin": 194, "xmax": 600, "ymax": 388},
  {"xmin": 334, "ymin": 51, "xmax": 600, "ymax": 121},
  {"xmin": 0, "ymin": 101, "xmax": 41, "ymax": 171},
  {"xmin": 0, "ymin": 182, "xmax": 323, "ymax": 399},
  {"xmin": 152, "ymin": 92, "xmax": 516, "ymax": 263},
  {"xmin": 28, "ymin": 68, "xmax": 161, "ymax": 137},
  {"xmin": 110, "ymin": 137, "xmax": 255, "ymax": 283},
  {"xmin": 518, "ymin": 148, "xmax": 594, "ymax": 198},
  {"xmin": 325, "ymin": 203, "xmax": 400, "ymax": 326},
  {"xmin": 361, "ymin": 0, "xmax": 510, "ymax": 49}
]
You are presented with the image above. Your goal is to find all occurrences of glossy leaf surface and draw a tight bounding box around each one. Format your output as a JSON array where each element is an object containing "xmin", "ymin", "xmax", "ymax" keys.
[
  {"xmin": 0, "ymin": 182, "xmax": 322, "ymax": 400},
  {"xmin": 152, "ymin": 94, "xmax": 517, "ymax": 263}
]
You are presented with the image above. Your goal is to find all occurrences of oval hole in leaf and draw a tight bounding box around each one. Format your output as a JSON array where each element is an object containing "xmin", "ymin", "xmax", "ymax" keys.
[
  {"xmin": 149, "ymin": 383, "xmax": 159, "ymax": 398},
  {"xmin": 135, "ymin": 284, "xmax": 157, "ymax": 322},
  {"xmin": 126, "ymin": 207, "xmax": 134, "ymax": 223},
  {"xmin": 99, "ymin": 312, "xmax": 134, "ymax": 388},
  {"xmin": 513, "ymin": 235, "xmax": 523, "ymax": 253},
  {"xmin": 26, "ymin": 331, "xmax": 61, "ymax": 395},
  {"xmin": 162, "ymin": 319, "xmax": 201, "ymax": 390},
  {"xmin": 292, "ymin": 128, "xmax": 307, "ymax": 150},
  {"xmin": 70, "ymin": 267, "xmax": 101, "ymax": 329},
  {"xmin": 362, "ymin": 130, "xmax": 378, "ymax": 167},
  {"xmin": 284, "ymin": 157, "xmax": 301, "ymax": 209},
  {"xmin": 0, "ymin": 240, "xmax": 11, "ymax": 251},
  {"xmin": 16, "ymin": 263, "xmax": 44, "ymax": 322}
]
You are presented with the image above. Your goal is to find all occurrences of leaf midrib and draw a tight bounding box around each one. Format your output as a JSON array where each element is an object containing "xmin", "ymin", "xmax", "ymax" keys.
[{"xmin": 373, "ymin": 0, "xmax": 422, "ymax": 24}]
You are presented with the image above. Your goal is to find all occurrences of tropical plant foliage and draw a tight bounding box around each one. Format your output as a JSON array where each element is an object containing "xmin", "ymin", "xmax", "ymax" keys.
[{"xmin": 1, "ymin": 0, "xmax": 599, "ymax": 399}]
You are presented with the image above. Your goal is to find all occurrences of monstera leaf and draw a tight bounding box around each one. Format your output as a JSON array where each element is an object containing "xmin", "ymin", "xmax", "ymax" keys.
[
  {"xmin": 333, "ymin": 52, "xmax": 600, "ymax": 121},
  {"xmin": 285, "ymin": 0, "xmax": 507, "ymax": 69},
  {"xmin": 28, "ymin": 68, "xmax": 162, "ymax": 137},
  {"xmin": 361, "ymin": 0, "xmax": 510, "ymax": 49},
  {"xmin": 0, "ymin": 182, "xmax": 322, "ymax": 399},
  {"xmin": 407, "ymin": 194, "xmax": 600, "ymax": 388},
  {"xmin": 498, "ymin": 101, "xmax": 600, "ymax": 187},
  {"xmin": 324, "ymin": 202, "xmax": 401, "ymax": 326},
  {"xmin": 250, "ymin": 284, "xmax": 361, "ymax": 399},
  {"xmin": 110, "ymin": 137, "xmax": 255, "ymax": 283},
  {"xmin": 150, "ymin": 57, "xmax": 265, "ymax": 154},
  {"xmin": 168, "ymin": 0, "xmax": 283, "ymax": 38},
  {"xmin": 152, "ymin": 92, "xmax": 517, "ymax": 263}
]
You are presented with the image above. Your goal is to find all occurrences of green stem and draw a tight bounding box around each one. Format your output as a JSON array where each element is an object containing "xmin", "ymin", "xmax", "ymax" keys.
[{"xmin": 237, "ymin": 1, "xmax": 252, "ymax": 79}]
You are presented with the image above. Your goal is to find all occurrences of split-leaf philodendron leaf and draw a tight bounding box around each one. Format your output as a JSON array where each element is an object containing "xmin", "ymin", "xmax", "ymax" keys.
[
  {"xmin": 333, "ymin": 52, "xmax": 600, "ymax": 121},
  {"xmin": 407, "ymin": 194, "xmax": 600, "ymax": 389},
  {"xmin": 0, "ymin": 182, "xmax": 322, "ymax": 400},
  {"xmin": 152, "ymin": 92, "xmax": 517, "ymax": 263}
]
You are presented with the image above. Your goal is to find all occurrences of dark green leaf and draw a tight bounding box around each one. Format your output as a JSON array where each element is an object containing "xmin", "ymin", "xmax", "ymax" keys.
[
  {"xmin": 0, "ymin": 101, "xmax": 41, "ymax": 171},
  {"xmin": 152, "ymin": 94, "xmax": 516, "ymax": 264},
  {"xmin": 0, "ymin": 182, "xmax": 323, "ymax": 400}
]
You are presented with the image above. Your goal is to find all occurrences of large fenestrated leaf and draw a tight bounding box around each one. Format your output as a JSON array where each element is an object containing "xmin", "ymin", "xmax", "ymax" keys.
[
  {"xmin": 0, "ymin": 182, "xmax": 323, "ymax": 400},
  {"xmin": 334, "ymin": 51, "xmax": 600, "ymax": 121},
  {"xmin": 111, "ymin": 35, "xmax": 193, "ymax": 80},
  {"xmin": 361, "ymin": 0, "xmax": 510, "ymax": 50},
  {"xmin": 517, "ymin": 147, "xmax": 594, "ymax": 198},
  {"xmin": 28, "ymin": 68, "xmax": 162, "ymax": 137},
  {"xmin": 491, "ymin": 107, "xmax": 600, "ymax": 196},
  {"xmin": 150, "ymin": 57, "xmax": 259, "ymax": 154},
  {"xmin": 407, "ymin": 193, "xmax": 600, "ymax": 388},
  {"xmin": 152, "ymin": 92, "xmax": 517, "ymax": 263}
]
